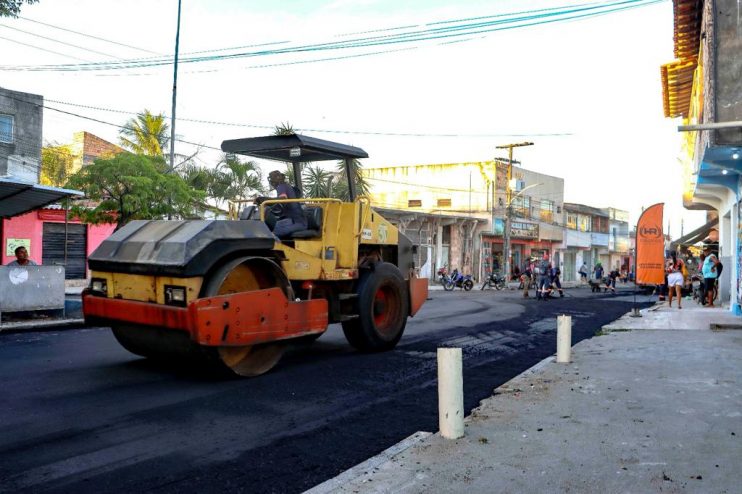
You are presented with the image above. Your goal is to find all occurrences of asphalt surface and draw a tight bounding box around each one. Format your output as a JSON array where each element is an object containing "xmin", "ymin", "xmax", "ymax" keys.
[{"xmin": 0, "ymin": 286, "xmax": 649, "ymax": 493}]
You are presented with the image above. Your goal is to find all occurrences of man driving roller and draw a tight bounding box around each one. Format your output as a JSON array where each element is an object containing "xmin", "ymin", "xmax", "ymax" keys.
[{"xmin": 257, "ymin": 170, "xmax": 307, "ymax": 238}]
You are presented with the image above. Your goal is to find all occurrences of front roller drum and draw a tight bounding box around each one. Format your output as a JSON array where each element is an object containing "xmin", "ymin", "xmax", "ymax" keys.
[{"xmin": 201, "ymin": 257, "xmax": 294, "ymax": 377}]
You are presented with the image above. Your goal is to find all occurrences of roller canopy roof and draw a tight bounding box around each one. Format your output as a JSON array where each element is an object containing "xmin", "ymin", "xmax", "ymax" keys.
[
  {"xmin": 0, "ymin": 177, "xmax": 83, "ymax": 218},
  {"xmin": 221, "ymin": 134, "xmax": 368, "ymax": 163}
]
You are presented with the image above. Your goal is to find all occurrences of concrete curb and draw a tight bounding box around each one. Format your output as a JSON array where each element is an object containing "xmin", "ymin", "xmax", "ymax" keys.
[
  {"xmin": 305, "ymin": 431, "xmax": 433, "ymax": 494},
  {"xmin": 304, "ymin": 343, "xmax": 572, "ymax": 493}
]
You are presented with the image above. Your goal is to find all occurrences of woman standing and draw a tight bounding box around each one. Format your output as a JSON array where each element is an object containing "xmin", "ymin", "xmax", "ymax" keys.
[{"xmin": 666, "ymin": 252, "xmax": 685, "ymax": 309}]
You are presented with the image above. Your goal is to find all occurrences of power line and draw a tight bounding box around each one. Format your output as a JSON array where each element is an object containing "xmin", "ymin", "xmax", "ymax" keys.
[
  {"xmin": 43, "ymin": 97, "xmax": 574, "ymax": 138},
  {"xmin": 0, "ymin": 0, "xmax": 665, "ymax": 72},
  {"xmin": 0, "ymin": 23, "xmax": 123, "ymax": 59},
  {"xmin": 18, "ymin": 16, "xmax": 162, "ymax": 55},
  {"xmin": 0, "ymin": 34, "xmax": 90, "ymax": 61}
]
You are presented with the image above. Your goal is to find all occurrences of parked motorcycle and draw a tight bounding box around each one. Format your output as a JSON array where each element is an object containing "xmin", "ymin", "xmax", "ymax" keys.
[
  {"xmin": 437, "ymin": 267, "xmax": 451, "ymax": 286},
  {"xmin": 444, "ymin": 269, "xmax": 474, "ymax": 291},
  {"xmin": 481, "ymin": 271, "xmax": 506, "ymax": 290}
]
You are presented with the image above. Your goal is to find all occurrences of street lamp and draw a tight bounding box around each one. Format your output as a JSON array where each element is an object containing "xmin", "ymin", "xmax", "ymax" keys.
[
  {"xmin": 503, "ymin": 183, "xmax": 542, "ymax": 280},
  {"xmin": 495, "ymin": 142, "xmax": 534, "ymax": 280}
]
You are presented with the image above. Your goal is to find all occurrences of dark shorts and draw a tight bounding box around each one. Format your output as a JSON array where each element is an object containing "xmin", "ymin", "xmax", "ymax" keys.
[{"xmin": 704, "ymin": 278, "xmax": 717, "ymax": 295}]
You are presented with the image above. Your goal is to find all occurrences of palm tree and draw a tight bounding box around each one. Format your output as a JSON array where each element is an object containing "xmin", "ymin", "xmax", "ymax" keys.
[
  {"xmin": 119, "ymin": 110, "xmax": 169, "ymax": 157},
  {"xmin": 333, "ymin": 158, "xmax": 370, "ymax": 201},
  {"xmin": 216, "ymin": 154, "xmax": 264, "ymax": 204},
  {"xmin": 302, "ymin": 165, "xmax": 334, "ymax": 198}
]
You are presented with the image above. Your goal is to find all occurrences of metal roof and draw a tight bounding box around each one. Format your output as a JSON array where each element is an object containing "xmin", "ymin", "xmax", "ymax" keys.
[
  {"xmin": 0, "ymin": 177, "xmax": 83, "ymax": 218},
  {"xmin": 660, "ymin": 0, "xmax": 703, "ymax": 118},
  {"xmin": 221, "ymin": 134, "xmax": 368, "ymax": 163}
]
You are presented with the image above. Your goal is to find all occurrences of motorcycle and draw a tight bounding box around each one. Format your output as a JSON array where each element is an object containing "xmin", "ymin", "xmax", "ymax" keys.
[
  {"xmin": 444, "ymin": 269, "xmax": 474, "ymax": 291},
  {"xmin": 481, "ymin": 271, "xmax": 507, "ymax": 290},
  {"xmin": 437, "ymin": 267, "xmax": 451, "ymax": 286}
]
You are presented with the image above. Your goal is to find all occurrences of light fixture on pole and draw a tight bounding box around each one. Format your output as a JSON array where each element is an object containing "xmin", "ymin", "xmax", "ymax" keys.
[{"xmin": 495, "ymin": 142, "xmax": 534, "ymax": 280}]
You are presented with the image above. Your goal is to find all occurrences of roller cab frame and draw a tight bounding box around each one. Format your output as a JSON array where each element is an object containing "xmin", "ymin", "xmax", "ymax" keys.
[{"xmin": 83, "ymin": 134, "xmax": 428, "ymax": 377}]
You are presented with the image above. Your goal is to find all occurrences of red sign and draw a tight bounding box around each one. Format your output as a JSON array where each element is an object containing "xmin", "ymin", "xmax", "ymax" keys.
[{"xmin": 636, "ymin": 203, "xmax": 665, "ymax": 285}]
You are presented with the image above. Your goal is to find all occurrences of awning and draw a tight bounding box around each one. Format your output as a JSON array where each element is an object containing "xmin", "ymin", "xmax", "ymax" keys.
[
  {"xmin": 0, "ymin": 177, "xmax": 83, "ymax": 218},
  {"xmin": 670, "ymin": 217, "xmax": 718, "ymax": 248}
]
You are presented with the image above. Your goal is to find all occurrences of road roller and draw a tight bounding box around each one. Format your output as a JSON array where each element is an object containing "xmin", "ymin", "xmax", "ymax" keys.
[{"xmin": 82, "ymin": 134, "xmax": 428, "ymax": 376}]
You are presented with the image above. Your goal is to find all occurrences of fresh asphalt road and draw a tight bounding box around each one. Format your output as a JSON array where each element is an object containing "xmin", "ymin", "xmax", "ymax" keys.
[{"xmin": 0, "ymin": 285, "xmax": 651, "ymax": 493}]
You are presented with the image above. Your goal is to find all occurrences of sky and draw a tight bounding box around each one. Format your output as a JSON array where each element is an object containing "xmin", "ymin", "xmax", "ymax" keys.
[{"xmin": 0, "ymin": 0, "xmax": 707, "ymax": 235}]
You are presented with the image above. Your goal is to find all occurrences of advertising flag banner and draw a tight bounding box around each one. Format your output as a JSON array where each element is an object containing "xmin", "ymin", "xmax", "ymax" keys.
[{"xmin": 636, "ymin": 203, "xmax": 665, "ymax": 285}]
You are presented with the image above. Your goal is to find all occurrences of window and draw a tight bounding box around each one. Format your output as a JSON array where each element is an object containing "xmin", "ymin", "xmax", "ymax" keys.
[
  {"xmin": 567, "ymin": 214, "xmax": 577, "ymax": 229},
  {"xmin": 408, "ymin": 199, "xmax": 422, "ymax": 207},
  {"xmin": 511, "ymin": 196, "xmax": 530, "ymax": 218},
  {"xmin": 437, "ymin": 198, "xmax": 451, "ymax": 207},
  {"xmin": 0, "ymin": 114, "xmax": 13, "ymax": 143},
  {"xmin": 540, "ymin": 199, "xmax": 554, "ymax": 223}
]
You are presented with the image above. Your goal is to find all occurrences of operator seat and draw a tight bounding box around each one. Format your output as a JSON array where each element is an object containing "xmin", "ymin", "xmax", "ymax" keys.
[{"xmin": 289, "ymin": 207, "xmax": 323, "ymax": 239}]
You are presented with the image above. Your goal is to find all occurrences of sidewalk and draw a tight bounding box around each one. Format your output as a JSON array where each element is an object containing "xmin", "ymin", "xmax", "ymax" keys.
[{"xmin": 308, "ymin": 303, "xmax": 742, "ymax": 493}]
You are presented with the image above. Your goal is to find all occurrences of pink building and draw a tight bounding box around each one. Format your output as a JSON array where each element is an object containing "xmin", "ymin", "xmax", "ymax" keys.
[{"xmin": 2, "ymin": 208, "xmax": 115, "ymax": 279}]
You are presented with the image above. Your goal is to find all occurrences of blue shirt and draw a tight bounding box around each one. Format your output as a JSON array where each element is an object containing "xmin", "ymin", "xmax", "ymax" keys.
[{"xmin": 702, "ymin": 255, "xmax": 718, "ymax": 279}]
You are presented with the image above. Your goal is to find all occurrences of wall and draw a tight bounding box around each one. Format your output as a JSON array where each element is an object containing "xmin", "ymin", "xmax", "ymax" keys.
[
  {"xmin": 2, "ymin": 209, "xmax": 115, "ymax": 269},
  {"xmin": 69, "ymin": 131, "xmax": 124, "ymax": 172},
  {"xmin": 0, "ymin": 87, "xmax": 42, "ymax": 182},
  {"xmin": 714, "ymin": 0, "xmax": 742, "ymax": 146}
]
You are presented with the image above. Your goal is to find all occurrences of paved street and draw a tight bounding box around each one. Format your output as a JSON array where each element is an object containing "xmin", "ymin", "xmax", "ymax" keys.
[{"xmin": 0, "ymin": 285, "xmax": 648, "ymax": 493}]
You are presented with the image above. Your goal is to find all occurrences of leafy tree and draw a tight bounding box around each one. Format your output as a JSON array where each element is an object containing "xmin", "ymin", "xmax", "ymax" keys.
[
  {"xmin": 119, "ymin": 110, "xmax": 169, "ymax": 157},
  {"xmin": 40, "ymin": 143, "xmax": 76, "ymax": 187},
  {"xmin": 0, "ymin": 0, "xmax": 38, "ymax": 17},
  {"xmin": 66, "ymin": 153, "xmax": 202, "ymax": 230}
]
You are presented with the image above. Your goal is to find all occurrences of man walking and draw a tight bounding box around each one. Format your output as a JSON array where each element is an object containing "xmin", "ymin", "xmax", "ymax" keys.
[
  {"xmin": 578, "ymin": 262, "xmax": 588, "ymax": 284},
  {"xmin": 536, "ymin": 253, "xmax": 552, "ymax": 301}
]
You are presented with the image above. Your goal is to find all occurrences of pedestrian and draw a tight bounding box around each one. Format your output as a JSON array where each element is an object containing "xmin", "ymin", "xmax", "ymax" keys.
[
  {"xmin": 550, "ymin": 265, "xmax": 564, "ymax": 297},
  {"xmin": 536, "ymin": 253, "xmax": 552, "ymax": 301},
  {"xmin": 592, "ymin": 261, "xmax": 604, "ymax": 281},
  {"xmin": 7, "ymin": 246, "xmax": 37, "ymax": 267},
  {"xmin": 702, "ymin": 247, "xmax": 720, "ymax": 307},
  {"xmin": 256, "ymin": 170, "xmax": 307, "ymax": 239},
  {"xmin": 521, "ymin": 267, "xmax": 531, "ymax": 298},
  {"xmin": 606, "ymin": 268, "xmax": 619, "ymax": 294},
  {"xmin": 666, "ymin": 252, "xmax": 685, "ymax": 309},
  {"xmin": 578, "ymin": 262, "xmax": 588, "ymax": 284}
]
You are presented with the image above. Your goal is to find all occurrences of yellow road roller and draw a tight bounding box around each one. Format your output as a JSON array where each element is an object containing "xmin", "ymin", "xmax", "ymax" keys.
[{"xmin": 83, "ymin": 134, "xmax": 428, "ymax": 376}]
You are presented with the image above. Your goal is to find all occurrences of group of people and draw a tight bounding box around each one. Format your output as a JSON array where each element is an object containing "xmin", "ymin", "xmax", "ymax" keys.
[
  {"xmin": 577, "ymin": 261, "xmax": 622, "ymax": 293},
  {"xmin": 661, "ymin": 246, "xmax": 720, "ymax": 309},
  {"xmin": 519, "ymin": 253, "xmax": 564, "ymax": 300}
]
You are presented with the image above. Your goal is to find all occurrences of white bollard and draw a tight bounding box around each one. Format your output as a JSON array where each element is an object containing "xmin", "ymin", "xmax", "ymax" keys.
[
  {"xmin": 557, "ymin": 314, "xmax": 572, "ymax": 363},
  {"xmin": 437, "ymin": 347, "xmax": 464, "ymax": 439}
]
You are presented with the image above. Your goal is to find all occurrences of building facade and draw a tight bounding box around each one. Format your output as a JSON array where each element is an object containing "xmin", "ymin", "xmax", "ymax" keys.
[
  {"xmin": 660, "ymin": 0, "xmax": 742, "ymax": 311},
  {"xmin": 0, "ymin": 86, "xmax": 42, "ymax": 183},
  {"xmin": 364, "ymin": 161, "xmax": 565, "ymax": 281}
]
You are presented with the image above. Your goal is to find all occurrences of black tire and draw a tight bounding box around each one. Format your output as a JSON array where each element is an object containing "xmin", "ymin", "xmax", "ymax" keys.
[
  {"xmin": 480, "ymin": 281, "xmax": 489, "ymax": 290},
  {"xmin": 463, "ymin": 279, "xmax": 474, "ymax": 291},
  {"xmin": 341, "ymin": 262, "xmax": 409, "ymax": 352},
  {"xmin": 443, "ymin": 280, "xmax": 455, "ymax": 291},
  {"xmin": 495, "ymin": 282, "xmax": 504, "ymax": 291}
]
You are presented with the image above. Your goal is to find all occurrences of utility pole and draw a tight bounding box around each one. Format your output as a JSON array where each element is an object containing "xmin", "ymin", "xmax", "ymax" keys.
[
  {"xmin": 168, "ymin": 0, "xmax": 182, "ymax": 220},
  {"xmin": 495, "ymin": 141, "xmax": 534, "ymax": 280}
]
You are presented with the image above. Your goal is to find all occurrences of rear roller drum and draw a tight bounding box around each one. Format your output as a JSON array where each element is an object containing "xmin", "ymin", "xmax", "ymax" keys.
[{"xmin": 342, "ymin": 262, "xmax": 409, "ymax": 352}]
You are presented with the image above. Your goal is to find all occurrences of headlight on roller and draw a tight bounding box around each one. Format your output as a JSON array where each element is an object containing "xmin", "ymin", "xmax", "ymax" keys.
[
  {"xmin": 165, "ymin": 285, "xmax": 187, "ymax": 307},
  {"xmin": 91, "ymin": 278, "xmax": 108, "ymax": 295}
]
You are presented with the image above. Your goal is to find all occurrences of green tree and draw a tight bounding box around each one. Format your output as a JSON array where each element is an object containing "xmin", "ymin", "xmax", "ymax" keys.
[
  {"xmin": 40, "ymin": 143, "xmax": 76, "ymax": 187},
  {"xmin": 119, "ymin": 110, "xmax": 169, "ymax": 157},
  {"xmin": 301, "ymin": 165, "xmax": 333, "ymax": 198},
  {"xmin": 0, "ymin": 0, "xmax": 38, "ymax": 17},
  {"xmin": 332, "ymin": 158, "xmax": 370, "ymax": 201},
  {"xmin": 216, "ymin": 154, "xmax": 264, "ymax": 204},
  {"xmin": 66, "ymin": 153, "xmax": 202, "ymax": 230}
]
